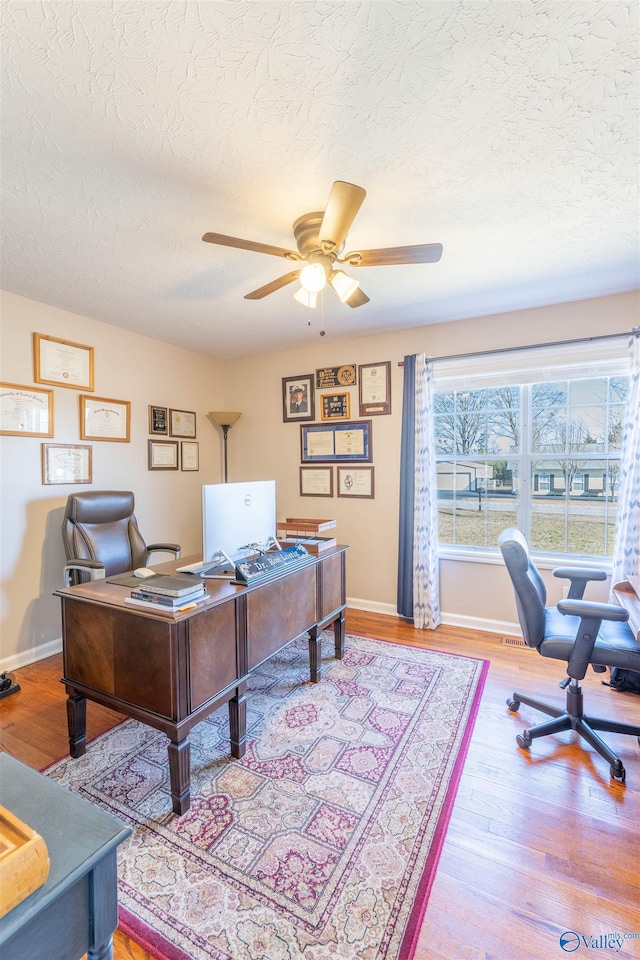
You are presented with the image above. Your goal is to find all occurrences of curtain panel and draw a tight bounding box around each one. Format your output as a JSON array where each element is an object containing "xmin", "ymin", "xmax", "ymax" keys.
[{"xmin": 611, "ymin": 330, "xmax": 640, "ymax": 589}]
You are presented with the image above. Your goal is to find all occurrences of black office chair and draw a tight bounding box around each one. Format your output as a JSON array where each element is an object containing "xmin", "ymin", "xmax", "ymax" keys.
[
  {"xmin": 62, "ymin": 490, "xmax": 181, "ymax": 586},
  {"xmin": 499, "ymin": 528, "xmax": 640, "ymax": 783}
]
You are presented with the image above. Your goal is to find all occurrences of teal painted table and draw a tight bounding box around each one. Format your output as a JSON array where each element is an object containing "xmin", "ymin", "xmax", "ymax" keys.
[{"xmin": 0, "ymin": 753, "xmax": 131, "ymax": 960}]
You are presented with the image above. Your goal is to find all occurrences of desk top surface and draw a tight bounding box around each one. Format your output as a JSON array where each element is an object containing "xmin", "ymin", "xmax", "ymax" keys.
[{"xmin": 0, "ymin": 753, "xmax": 130, "ymax": 940}]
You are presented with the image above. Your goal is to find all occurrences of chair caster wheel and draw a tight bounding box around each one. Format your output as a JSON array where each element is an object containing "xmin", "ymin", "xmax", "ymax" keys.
[
  {"xmin": 516, "ymin": 732, "xmax": 531, "ymax": 750},
  {"xmin": 611, "ymin": 763, "xmax": 626, "ymax": 783},
  {"xmin": 507, "ymin": 697, "xmax": 520, "ymax": 712}
]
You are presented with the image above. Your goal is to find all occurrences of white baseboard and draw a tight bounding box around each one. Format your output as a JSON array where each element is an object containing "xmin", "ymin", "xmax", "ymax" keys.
[
  {"xmin": 346, "ymin": 596, "xmax": 521, "ymax": 638},
  {"xmin": 1, "ymin": 638, "xmax": 62, "ymax": 674}
]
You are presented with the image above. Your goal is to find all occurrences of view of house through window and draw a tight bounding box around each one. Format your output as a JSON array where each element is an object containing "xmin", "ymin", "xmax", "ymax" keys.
[{"xmin": 434, "ymin": 375, "xmax": 628, "ymax": 558}]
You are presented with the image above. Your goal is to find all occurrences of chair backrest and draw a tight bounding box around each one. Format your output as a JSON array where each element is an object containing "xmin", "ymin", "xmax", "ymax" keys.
[
  {"xmin": 498, "ymin": 528, "xmax": 547, "ymax": 648},
  {"xmin": 62, "ymin": 491, "xmax": 147, "ymax": 577}
]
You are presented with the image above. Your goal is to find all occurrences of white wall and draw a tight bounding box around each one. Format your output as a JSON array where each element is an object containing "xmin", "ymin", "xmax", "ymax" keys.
[
  {"xmin": 0, "ymin": 290, "xmax": 225, "ymax": 668},
  {"xmin": 1, "ymin": 289, "xmax": 636, "ymax": 669}
]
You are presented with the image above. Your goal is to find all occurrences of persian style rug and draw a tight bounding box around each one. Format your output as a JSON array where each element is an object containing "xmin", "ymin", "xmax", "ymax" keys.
[{"xmin": 45, "ymin": 632, "xmax": 488, "ymax": 960}]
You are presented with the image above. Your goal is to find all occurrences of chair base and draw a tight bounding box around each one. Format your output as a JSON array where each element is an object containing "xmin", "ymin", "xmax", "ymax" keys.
[{"xmin": 507, "ymin": 682, "xmax": 640, "ymax": 783}]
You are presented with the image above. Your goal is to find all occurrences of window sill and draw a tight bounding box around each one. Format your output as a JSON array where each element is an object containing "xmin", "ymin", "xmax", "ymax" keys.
[{"xmin": 438, "ymin": 545, "xmax": 613, "ymax": 574}]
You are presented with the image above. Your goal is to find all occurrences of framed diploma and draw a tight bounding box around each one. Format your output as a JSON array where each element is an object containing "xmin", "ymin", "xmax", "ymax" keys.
[
  {"xmin": 320, "ymin": 392, "xmax": 350, "ymax": 421},
  {"xmin": 148, "ymin": 439, "xmax": 179, "ymax": 470},
  {"xmin": 80, "ymin": 395, "xmax": 130, "ymax": 441},
  {"xmin": 300, "ymin": 466, "xmax": 333, "ymax": 497},
  {"xmin": 358, "ymin": 361, "xmax": 391, "ymax": 416},
  {"xmin": 300, "ymin": 421, "xmax": 372, "ymax": 462},
  {"xmin": 0, "ymin": 382, "xmax": 54, "ymax": 436},
  {"xmin": 33, "ymin": 333, "xmax": 94, "ymax": 391},
  {"xmin": 337, "ymin": 466, "xmax": 375, "ymax": 499},
  {"xmin": 181, "ymin": 440, "xmax": 199, "ymax": 471},
  {"xmin": 170, "ymin": 409, "xmax": 196, "ymax": 437},
  {"xmin": 42, "ymin": 443, "xmax": 92, "ymax": 485},
  {"xmin": 149, "ymin": 405, "xmax": 168, "ymax": 435}
]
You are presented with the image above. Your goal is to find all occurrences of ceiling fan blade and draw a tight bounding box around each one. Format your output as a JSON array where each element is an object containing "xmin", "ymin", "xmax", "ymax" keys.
[
  {"xmin": 318, "ymin": 181, "xmax": 366, "ymax": 251},
  {"xmin": 203, "ymin": 232, "xmax": 301, "ymax": 260},
  {"xmin": 346, "ymin": 287, "xmax": 370, "ymax": 308},
  {"xmin": 244, "ymin": 270, "xmax": 301, "ymax": 300},
  {"xmin": 346, "ymin": 243, "xmax": 443, "ymax": 267}
]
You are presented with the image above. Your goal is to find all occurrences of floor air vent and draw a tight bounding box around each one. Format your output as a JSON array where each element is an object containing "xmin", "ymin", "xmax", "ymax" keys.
[{"xmin": 502, "ymin": 636, "xmax": 526, "ymax": 647}]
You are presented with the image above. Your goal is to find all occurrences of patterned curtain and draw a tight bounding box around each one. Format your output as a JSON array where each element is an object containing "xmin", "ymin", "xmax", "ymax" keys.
[
  {"xmin": 397, "ymin": 354, "xmax": 441, "ymax": 628},
  {"xmin": 611, "ymin": 330, "xmax": 640, "ymax": 589}
]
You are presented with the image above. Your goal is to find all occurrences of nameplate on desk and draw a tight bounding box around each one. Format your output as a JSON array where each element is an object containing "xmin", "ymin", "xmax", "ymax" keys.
[{"xmin": 234, "ymin": 544, "xmax": 313, "ymax": 585}]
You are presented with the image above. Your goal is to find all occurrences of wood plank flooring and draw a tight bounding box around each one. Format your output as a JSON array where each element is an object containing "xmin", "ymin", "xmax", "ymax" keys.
[{"xmin": 1, "ymin": 609, "xmax": 639, "ymax": 960}]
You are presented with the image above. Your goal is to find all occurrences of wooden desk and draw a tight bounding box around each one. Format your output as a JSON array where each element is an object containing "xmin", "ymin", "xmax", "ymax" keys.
[
  {"xmin": 612, "ymin": 579, "xmax": 640, "ymax": 641},
  {"xmin": 0, "ymin": 753, "xmax": 130, "ymax": 960},
  {"xmin": 55, "ymin": 546, "xmax": 348, "ymax": 815}
]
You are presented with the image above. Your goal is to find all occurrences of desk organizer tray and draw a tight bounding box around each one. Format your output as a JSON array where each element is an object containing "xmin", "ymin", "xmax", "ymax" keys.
[{"xmin": 0, "ymin": 805, "xmax": 50, "ymax": 918}]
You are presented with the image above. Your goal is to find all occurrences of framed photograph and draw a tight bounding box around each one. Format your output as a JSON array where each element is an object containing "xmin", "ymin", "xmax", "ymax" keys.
[
  {"xmin": 148, "ymin": 439, "xmax": 179, "ymax": 470},
  {"xmin": 80, "ymin": 395, "xmax": 130, "ymax": 441},
  {"xmin": 337, "ymin": 466, "xmax": 375, "ymax": 499},
  {"xmin": 33, "ymin": 333, "xmax": 94, "ymax": 391},
  {"xmin": 359, "ymin": 361, "xmax": 391, "ymax": 416},
  {"xmin": 1, "ymin": 382, "xmax": 54, "ymax": 436},
  {"xmin": 149, "ymin": 405, "xmax": 168, "ymax": 435},
  {"xmin": 315, "ymin": 364, "xmax": 357, "ymax": 389},
  {"xmin": 300, "ymin": 420, "xmax": 372, "ymax": 463},
  {"xmin": 320, "ymin": 392, "xmax": 350, "ymax": 421},
  {"xmin": 181, "ymin": 440, "xmax": 199, "ymax": 471},
  {"xmin": 300, "ymin": 466, "xmax": 334, "ymax": 497},
  {"xmin": 42, "ymin": 443, "xmax": 92, "ymax": 485},
  {"xmin": 169, "ymin": 409, "xmax": 196, "ymax": 438},
  {"xmin": 282, "ymin": 374, "xmax": 315, "ymax": 422}
]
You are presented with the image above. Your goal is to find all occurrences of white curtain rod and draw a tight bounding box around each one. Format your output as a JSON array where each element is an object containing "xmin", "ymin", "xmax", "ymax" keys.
[{"xmin": 397, "ymin": 329, "xmax": 637, "ymax": 366}]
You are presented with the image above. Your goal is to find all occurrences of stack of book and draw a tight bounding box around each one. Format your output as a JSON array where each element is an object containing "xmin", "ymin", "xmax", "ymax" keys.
[{"xmin": 128, "ymin": 575, "xmax": 207, "ymax": 611}]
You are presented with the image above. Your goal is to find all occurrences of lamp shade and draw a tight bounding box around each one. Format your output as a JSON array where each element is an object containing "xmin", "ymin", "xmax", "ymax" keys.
[
  {"xmin": 294, "ymin": 287, "xmax": 318, "ymax": 308},
  {"xmin": 300, "ymin": 262, "xmax": 327, "ymax": 293},
  {"xmin": 330, "ymin": 270, "xmax": 360, "ymax": 303},
  {"xmin": 208, "ymin": 411, "xmax": 242, "ymax": 428}
]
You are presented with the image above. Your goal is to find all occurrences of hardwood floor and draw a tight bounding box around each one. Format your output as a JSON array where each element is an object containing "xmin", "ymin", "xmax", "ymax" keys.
[{"xmin": 1, "ymin": 610, "xmax": 639, "ymax": 960}]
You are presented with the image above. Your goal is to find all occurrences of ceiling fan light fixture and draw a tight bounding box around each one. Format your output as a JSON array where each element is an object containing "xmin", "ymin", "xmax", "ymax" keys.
[
  {"xmin": 299, "ymin": 261, "xmax": 327, "ymax": 293},
  {"xmin": 330, "ymin": 269, "xmax": 360, "ymax": 303},
  {"xmin": 294, "ymin": 286, "xmax": 317, "ymax": 308}
]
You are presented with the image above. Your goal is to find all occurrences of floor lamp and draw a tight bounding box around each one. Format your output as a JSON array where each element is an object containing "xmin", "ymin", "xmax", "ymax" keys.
[{"xmin": 208, "ymin": 411, "xmax": 242, "ymax": 482}]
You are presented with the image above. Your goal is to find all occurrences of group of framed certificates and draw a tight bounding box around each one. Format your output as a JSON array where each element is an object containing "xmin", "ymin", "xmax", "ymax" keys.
[
  {"xmin": 0, "ymin": 333, "xmax": 199, "ymax": 483},
  {"xmin": 281, "ymin": 361, "xmax": 392, "ymax": 500}
]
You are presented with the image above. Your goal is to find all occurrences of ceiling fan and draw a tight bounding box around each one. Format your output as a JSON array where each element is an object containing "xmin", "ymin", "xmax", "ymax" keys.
[{"xmin": 202, "ymin": 181, "xmax": 443, "ymax": 309}]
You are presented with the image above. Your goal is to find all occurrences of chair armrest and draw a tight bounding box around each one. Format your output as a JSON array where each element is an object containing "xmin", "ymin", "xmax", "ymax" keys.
[
  {"xmin": 557, "ymin": 599, "xmax": 629, "ymax": 680},
  {"xmin": 63, "ymin": 560, "xmax": 106, "ymax": 587},
  {"xmin": 553, "ymin": 567, "xmax": 607, "ymax": 600},
  {"xmin": 146, "ymin": 543, "xmax": 181, "ymax": 560}
]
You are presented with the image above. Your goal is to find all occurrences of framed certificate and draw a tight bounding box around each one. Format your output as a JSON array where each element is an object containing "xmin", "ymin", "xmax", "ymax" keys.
[
  {"xmin": 169, "ymin": 409, "xmax": 196, "ymax": 437},
  {"xmin": 149, "ymin": 405, "xmax": 168, "ymax": 435},
  {"xmin": 148, "ymin": 439, "xmax": 179, "ymax": 469},
  {"xmin": 320, "ymin": 392, "xmax": 350, "ymax": 420},
  {"xmin": 358, "ymin": 361, "xmax": 391, "ymax": 416},
  {"xmin": 181, "ymin": 440, "xmax": 199, "ymax": 471},
  {"xmin": 42, "ymin": 443, "xmax": 92, "ymax": 485},
  {"xmin": 80, "ymin": 395, "xmax": 130, "ymax": 441},
  {"xmin": 300, "ymin": 421, "xmax": 372, "ymax": 462},
  {"xmin": 33, "ymin": 333, "xmax": 94, "ymax": 391},
  {"xmin": 300, "ymin": 466, "xmax": 333, "ymax": 497},
  {"xmin": 1, "ymin": 382, "xmax": 54, "ymax": 436},
  {"xmin": 337, "ymin": 466, "xmax": 375, "ymax": 499}
]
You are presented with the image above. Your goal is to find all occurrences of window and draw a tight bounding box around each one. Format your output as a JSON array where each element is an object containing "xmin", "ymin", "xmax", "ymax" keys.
[{"xmin": 434, "ymin": 370, "xmax": 629, "ymax": 560}]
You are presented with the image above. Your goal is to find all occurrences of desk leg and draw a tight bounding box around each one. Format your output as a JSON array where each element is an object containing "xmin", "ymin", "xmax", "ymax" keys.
[
  {"xmin": 66, "ymin": 688, "xmax": 87, "ymax": 758},
  {"xmin": 167, "ymin": 737, "xmax": 191, "ymax": 815},
  {"xmin": 88, "ymin": 848, "xmax": 118, "ymax": 959},
  {"xmin": 334, "ymin": 612, "xmax": 345, "ymax": 660},
  {"xmin": 309, "ymin": 627, "xmax": 322, "ymax": 683},
  {"xmin": 229, "ymin": 686, "xmax": 247, "ymax": 759}
]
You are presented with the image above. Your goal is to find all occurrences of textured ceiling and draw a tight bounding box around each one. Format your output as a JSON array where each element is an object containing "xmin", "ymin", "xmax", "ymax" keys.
[{"xmin": 1, "ymin": 1, "xmax": 638, "ymax": 360}]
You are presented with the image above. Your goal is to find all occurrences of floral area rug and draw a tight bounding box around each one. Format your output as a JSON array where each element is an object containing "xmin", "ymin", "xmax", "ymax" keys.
[{"xmin": 45, "ymin": 632, "xmax": 488, "ymax": 960}]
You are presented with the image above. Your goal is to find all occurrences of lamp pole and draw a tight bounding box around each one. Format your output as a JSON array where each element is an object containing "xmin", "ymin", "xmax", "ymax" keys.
[{"xmin": 208, "ymin": 412, "xmax": 242, "ymax": 482}]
